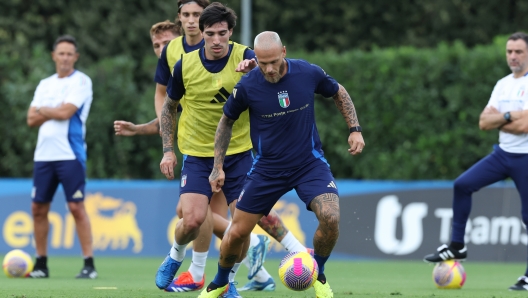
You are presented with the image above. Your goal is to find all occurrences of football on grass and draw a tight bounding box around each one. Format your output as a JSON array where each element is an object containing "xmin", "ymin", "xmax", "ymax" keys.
[
  {"xmin": 2, "ymin": 249, "xmax": 34, "ymax": 278},
  {"xmin": 432, "ymin": 260, "xmax": 466, "ymax": 289},
  {"xmin": 278, "ymin": 251, "xmax": 318, "ymax": 291}
]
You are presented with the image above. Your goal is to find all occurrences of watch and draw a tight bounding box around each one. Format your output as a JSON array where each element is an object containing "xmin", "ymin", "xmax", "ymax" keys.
[
  {"xmin": 504, "ymin": 112, "xmax": 512, "ymax": 122},
  {"xmin": 349, "ymin": 126, "xmax": 362, "ymax": 133}
]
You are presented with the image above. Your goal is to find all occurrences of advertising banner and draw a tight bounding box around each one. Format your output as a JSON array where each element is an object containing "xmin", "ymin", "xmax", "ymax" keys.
[
  {"xmin": 1, "ymin": 179, "xmax": 523, "ymax": 261},
  {"xmin": 0, "ymin": 179, "xmax": 317, "ymax": 258}
]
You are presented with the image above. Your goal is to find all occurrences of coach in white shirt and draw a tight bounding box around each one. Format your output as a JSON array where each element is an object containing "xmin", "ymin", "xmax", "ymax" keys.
[
  {"xmin": 26, "ymin": 35, "xmax": 97, "ymax": 279},
  {"xmin": 424, "ymin": 32, "xmax": 528, "ymax": 291}
]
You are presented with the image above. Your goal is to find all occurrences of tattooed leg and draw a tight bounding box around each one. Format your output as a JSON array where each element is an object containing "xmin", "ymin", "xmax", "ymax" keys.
[
  {"xmin": 257, "ymin": 209, "xmax": 289, "ymax": 242},
  {"xmin": 309, "ymin": 193, "xmax": 340, "ymax": 257}
]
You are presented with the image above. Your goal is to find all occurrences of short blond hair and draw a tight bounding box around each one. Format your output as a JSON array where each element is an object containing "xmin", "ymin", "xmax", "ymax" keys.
[{"xmin": 150, "ymin": 20, "xmax": 181, "ymax": 38}]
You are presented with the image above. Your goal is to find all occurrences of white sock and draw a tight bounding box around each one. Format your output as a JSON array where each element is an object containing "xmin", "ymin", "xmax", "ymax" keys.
[
  {"xmin": 170, "ymin": 240, "xmax": 187, "ymax": 262},
  {"xmin": 253, "ymin": 266, "xmax": 271, "ymax": 283},
  {"xmin": 242, "ymin": 257, "xmax": 271, "ymax": 282},
  {"xmin": 249, "ymin": 233, "xmax": 260, "ymax": 247},
  {"xmin": 188, "ymin": 251, "xmax": 207, "ymax": 281},
  {"xmin": 229, "ymin": 263, "xmax": 241, "ymax": 283},
  {"xmin": 280, "ymin": 231, "xmax": 306, "ymax": 252}
]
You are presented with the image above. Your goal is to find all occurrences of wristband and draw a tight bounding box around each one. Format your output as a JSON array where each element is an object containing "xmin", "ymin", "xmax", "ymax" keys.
[{"xmin": 349, "ymin": 126, "xmax": 362, "ymax": 133}]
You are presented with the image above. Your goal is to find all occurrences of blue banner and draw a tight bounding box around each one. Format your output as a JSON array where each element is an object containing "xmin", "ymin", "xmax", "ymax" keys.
[{"xmin": 1, "ymin": 179, "xmax": 519, "ymax": 261}]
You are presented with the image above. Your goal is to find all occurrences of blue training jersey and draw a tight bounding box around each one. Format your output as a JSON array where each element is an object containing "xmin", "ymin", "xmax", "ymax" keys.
[{"xmin": 223, "ymin": 59, "xmax": 339, "ymax": 171}]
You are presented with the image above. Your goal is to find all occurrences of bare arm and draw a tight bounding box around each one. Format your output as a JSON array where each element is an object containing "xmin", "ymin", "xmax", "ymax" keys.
[
  {"xmin": 479, "ymin": 106, "xmax": 509, "ymax": 130},
  {"xmin": 332, "ymin": 84, "xmax": 365, "ymax": 155},
  {"xmin": 27, "ymin": 106, "xmax": 50, "ymax": 127},
  {"xmin": 114, "ymin": 118, "xmax": 160, "ymax": 136},
  {"xmin": 155, "ymin": 83, "xmax": 167, "ymax": 120},
  {"xmin": 159, "ymin": 94, "xmax": 180, "ymax": 180},
  {"xmin": 500, "ymin": 110, "xmax": 528, "ymax": 134},
  {"xmin": 38, "ymin": 103, "xmax": 79, "ymax": 121},
  {"xmin": 209, "ymin": 114, "xmax": 236, "ymax": 192}
]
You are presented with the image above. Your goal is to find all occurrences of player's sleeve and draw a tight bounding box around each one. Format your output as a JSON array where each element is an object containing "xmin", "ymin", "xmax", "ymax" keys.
[
  {"xmin": 311, "ymin": 63, "xmax": 339, "ymax": 97},
  {"xmin": 64, "ymin": 74, "xmax": 93, "ymax": 108},
  {"xmin": 30, "ymin": 81, "xmax": 44, "ymax": 107},
  {"xmin": 486, "ymin": 80, "xmax": 502, "ymax": 109},
  {"xmin": 223, "ymin": 81, "xmax": 249, "ymax": 120},
  {"xmin": 166, "ymin": 60, "xmax": 185, "ymax": 101},
  {"xmin": 243, "ymin": 48, "xmax": 256, "ymax": 60},
  {"xmin": 154, "ymin": 45, "xmax": 171, "ymax": 86}
]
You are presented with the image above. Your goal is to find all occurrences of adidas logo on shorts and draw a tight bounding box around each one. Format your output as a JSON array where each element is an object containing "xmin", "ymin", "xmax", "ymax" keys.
[{"xmin": 72, "ymin": 190, "xmax": 83, "ymax": 199}]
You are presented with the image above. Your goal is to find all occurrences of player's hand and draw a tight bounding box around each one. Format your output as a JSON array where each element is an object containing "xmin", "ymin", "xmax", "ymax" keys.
[
  {"xmin": 236, "ymin": 58, "xmax": 258, "ymax": 73},
  {"xmin": 160, "ymin": 151, "xmax": 178, "ymax": 180},
  {"xmin": 209, "ymin": 167, "xmax": 226, "ymax": 193},
  {"xmin": 482, "ymin": 106, "xmax": 500, "ymax": 114},
  {"xmin": 114, "ymin": 120, "xmax": 137, "ymax": 136},
  {"xmin": 347, "ymin": 132, "xmax": 365, "ymax": 155}
]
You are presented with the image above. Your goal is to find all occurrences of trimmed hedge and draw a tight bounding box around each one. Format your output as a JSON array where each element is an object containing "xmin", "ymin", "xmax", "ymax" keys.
[{"xmin": 0, "ymin": 37, "xmax": 511, "ymax": 179}]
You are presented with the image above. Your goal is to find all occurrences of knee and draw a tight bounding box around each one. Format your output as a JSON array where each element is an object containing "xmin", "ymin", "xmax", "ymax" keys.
[
  {"xmin": 181, "ymin": 216, "xmax": 205, "ymax": 233},
  {"xmin": 68, "ymin": 203, "xmax": 87, "ymax": 218},
  {"xmin": 453, "ymin": 174, "xmax": 477, "ymax": 195},
  {"xmin": 32, "ymin": 204, "xmax": 48, "ymax": 219},
  {"xmin": 228, "ymin": 224, "xmax": 251, "ymax": 241},
  {"xmin": 323, "ymin": 215, "xmax": 340, "ymax": 231}
]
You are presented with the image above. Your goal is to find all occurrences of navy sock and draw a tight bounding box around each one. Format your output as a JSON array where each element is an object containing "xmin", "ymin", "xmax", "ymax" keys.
[
  {"xmin": 211, "ymin": 263, "xmax": 231, "ymax": 287},
  {"xmin": 314, "ymin": 253, "xmax": 329, "ymax": 275}
]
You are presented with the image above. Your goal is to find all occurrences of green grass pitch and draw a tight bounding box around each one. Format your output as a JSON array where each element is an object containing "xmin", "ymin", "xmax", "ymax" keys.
[{"xmin": 1, "ymin": 256, "xmax": 527, "ymax": 297}]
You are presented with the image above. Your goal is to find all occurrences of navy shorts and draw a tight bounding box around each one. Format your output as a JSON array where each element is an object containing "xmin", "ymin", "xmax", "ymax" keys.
[
  {"xmin": 32, "ymin": 160, "xmax": 86, "ymax": 203},
  {"xmin": 236, "ymin": 159, "xmax": 339, "ymax": 216},
  {"xmin": 179, "ymin": 150, "xmax": 252, "ymax": 205}
]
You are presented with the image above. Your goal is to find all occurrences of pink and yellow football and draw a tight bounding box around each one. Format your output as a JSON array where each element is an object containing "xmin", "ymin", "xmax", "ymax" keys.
[
  {"xmin": 2, "ymin": 249, "xmax": 34, "ymax": 278},
  {"xmin": 278, "ymin": 251, "xmax": 319, "ymax": 291},
  {"xmin": 432, "ymin": 260, "xmax": 466, "ymax": 289}
]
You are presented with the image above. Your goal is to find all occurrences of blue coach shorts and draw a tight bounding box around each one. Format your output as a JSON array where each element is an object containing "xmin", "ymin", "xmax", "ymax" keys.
[
  {"xmin": 179, "ymin": 150, "xmax": 252, "ymax": 205},
  {"xmin": 32, "ymin": 160, "xmax": 86, "ymax": 203},
  {"xmin": 236, "ymin": 159, "xmax": 339, "ymax": 216}
]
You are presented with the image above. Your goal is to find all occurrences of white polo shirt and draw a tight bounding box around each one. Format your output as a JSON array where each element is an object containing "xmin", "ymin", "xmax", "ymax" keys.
[
  {"xmin": 487, "ymin": 73, "xmax": 528, "ymax": 153},
  {"xmin": 30, "ymin": 70, "xmax": 93, "ymax": 164}
]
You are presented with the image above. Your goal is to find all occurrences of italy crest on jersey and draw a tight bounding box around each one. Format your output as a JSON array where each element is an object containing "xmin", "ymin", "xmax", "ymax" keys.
[{"xmin": 278, "ymin": 91, "xmax": 290, "ymax": 108}]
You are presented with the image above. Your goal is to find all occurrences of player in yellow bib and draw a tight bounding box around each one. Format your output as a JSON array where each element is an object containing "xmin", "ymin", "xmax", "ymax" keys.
[
  {"xmin": 114, "ymin": 1, "xmax": 308, "ymax": 295},
  {"xmin": 156, "ymin": 4, "xmax": 310, "ymax": 297}
]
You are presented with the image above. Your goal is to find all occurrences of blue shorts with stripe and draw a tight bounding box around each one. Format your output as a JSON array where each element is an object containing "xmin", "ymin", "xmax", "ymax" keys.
[
  {"xmin": 236, "ymin": 158, "xmax": 339, "ymax": 216},
  {"xmin": 180, "ymin": 150, "xmax": 252, "ymax": 205},
  {"xmin": 32, "ymin": 160, "xmax": 86, "ymax": 203}
]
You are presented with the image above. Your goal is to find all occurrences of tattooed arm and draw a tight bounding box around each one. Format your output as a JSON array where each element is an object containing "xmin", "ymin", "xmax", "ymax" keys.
[
  {"xmin": 209, "ymin": 114, "xmax": 236, "ymax": 192},
  {"xmin": 332, "ymin": 84, "xmax": 365, "ymax": 155},
  {"xmin": 159, "ymin": 94, "xmax": 180, "ymax": 180}
]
